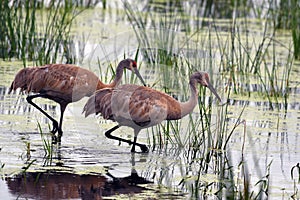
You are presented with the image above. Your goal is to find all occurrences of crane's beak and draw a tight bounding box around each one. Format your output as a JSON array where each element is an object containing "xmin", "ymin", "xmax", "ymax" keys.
[
  {"xmin": 133, "ymin": 68, "xmax": 147, "ymax": 87},
  {"xmin": 207, "ymin": 82, "xmax": 222, "ymax": 102}
]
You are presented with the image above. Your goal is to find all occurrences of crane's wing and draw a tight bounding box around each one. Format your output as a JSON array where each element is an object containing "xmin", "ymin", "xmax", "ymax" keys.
[
  {"xmin": 128, "ymin": 86, "xmax": 171, "ymax": 127},
  {"xmin": 83, "ymin": 88, "xmax": 113, "ymax": 120},
  {"xmin": 41, "ymin": 64, "xmax": 100, "ymax": 101}
]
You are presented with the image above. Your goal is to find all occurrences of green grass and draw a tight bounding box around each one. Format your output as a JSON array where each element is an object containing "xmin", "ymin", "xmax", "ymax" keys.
[
  {"xmin": 213, "ymin": 5, "xmax": 293, "ymax": 110},
  {"xmin": 123, "ymin": 0, "xmax": 297, "ymax": 198},
  {"xmin": 125, "ymin": 0, "xmax": 292, "ymax": 109},
  {"xmin": 273, "ymin": 0, "xmax": 300, "ymax": 59},
  {"xmin": 124, "ymin": 1, "xmax": 187, "ymax": 67},
  {"xmin": 291, "ymin": 0, "xmax": 300, "ymax": 60},
  {"xmin": 1, "ymin": 0, "xmax": 297, "ymax": 198},
  {"xmin": 38, "ymin": 122, "xmax": 54, "ymax": 166},
  {"xmin": 0, "ymin": 0, "xmax": 83, "ymax": 67}
]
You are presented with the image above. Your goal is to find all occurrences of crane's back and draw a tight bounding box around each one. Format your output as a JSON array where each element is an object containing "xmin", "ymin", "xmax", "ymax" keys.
[
  {"xmin": 84, "ymin": 84, "xmax": 182, "ymax": 129},
  {"xmin": 9, "ymin": 64, "xmax": 102, "ymax": 103}
]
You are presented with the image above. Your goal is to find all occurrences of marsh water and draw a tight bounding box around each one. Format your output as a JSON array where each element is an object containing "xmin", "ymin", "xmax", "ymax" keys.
[{"xmin": 1, "ymin": 1, "xmax": 300, "ymax": 199}]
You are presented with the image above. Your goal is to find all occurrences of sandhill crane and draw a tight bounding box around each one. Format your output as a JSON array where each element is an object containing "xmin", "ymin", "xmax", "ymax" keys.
[
  {"xmin": 9, "ymin": 58, "xmax": 146, "ymax": 142},
  {"xmin": 83, "ymin": 71, "xmax": 221, "ymax": 153}
]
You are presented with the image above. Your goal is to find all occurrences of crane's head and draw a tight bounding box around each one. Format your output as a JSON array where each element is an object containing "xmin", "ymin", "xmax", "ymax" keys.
[
  {"xmin": 192, "ymin": 71, "xmax": 221, "ymax": 102},
  {"xmin": 122, "ymin": 58, "xmax": 146, "ymax": 86}
]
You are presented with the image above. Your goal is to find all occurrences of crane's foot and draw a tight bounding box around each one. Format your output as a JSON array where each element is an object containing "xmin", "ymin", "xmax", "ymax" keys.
[
  {"xmin": 139, "ymin": 144, "xmax": 149, "ymax": 153},
  {"xmin": 131, "ymin": 144, "xmax": 149, "ymax": 153}
]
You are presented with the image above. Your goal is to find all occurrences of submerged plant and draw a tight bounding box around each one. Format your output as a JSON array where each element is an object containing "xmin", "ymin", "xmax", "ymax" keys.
[{"xmin": 21, "ymin": 159, "xmax": 37, "ymax": 173}]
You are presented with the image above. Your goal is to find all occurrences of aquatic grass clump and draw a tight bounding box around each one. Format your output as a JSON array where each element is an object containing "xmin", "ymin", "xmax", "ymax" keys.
[
  {"xmin": 36, "ymin": 0, "xmax": 85, "ymax": 65},
  {"xmin": 159, "ymin": 93, "xmax": 271, "ymax": 199},
  {"xmin": 0, "ymin": 0, "xmax": 83, "ymax": 66},
  {"xmin": 291, "ymin": 0, "xmax": 300, "ymax": 60},
  {"xmin": 124, "ymin": 1, "xmax": 186, "ymax": 67},
  {"xmin": 0, "ymin": 0, "xmax": 36, "ymax": 60},
  {"xmin": 37, "ymin": 122, "xmax": 54, "ymax": 166},
  {"xmin": 214, "ymin": 6, "xmax": 293, "ymax": 110},
  {"xmin": 143, "ymin": 70, "xmax": 273, "ymax": 199},
  {"xmin": 272, "ymin": 0, "xmax": 299, "ymax": 59}
]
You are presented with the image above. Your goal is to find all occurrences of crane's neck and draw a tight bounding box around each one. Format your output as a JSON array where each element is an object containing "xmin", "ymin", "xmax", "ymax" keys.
[
  {"xmin": 179, "ymin": 79, "xmax": 198, "ymax": 118},
  {"xmin": 96, "ymin": 64, "xmax": 124, "ymax": 89},
  {"xmin": 110, "ymin": 64, "xmax": 124, "ymax": 87}
]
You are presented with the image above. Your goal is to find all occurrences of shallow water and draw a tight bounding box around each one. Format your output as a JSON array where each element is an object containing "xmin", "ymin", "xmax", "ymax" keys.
[
  {"xmin": 1, "ymin": 61, "xmax": 300, "ymax": 199},
  {"xmin": 0, "ymin": 64, "xmax": 185, "ymax": 199},
  {"xmin": 1, "ymin": 1, "xmax": 300, "ymax": 199}
]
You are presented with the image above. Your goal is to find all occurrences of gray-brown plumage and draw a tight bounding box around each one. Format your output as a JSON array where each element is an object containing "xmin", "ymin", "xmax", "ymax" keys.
[
  {"xmin": 9, "ymin": 59, "xmax": 146, "ymax": 142},
  {"xmin": 83, "ymin": 71, "xmax": 221, "ymax": 152}
]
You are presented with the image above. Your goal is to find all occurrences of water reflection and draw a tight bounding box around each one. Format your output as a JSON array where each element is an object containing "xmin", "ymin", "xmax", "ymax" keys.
[
  {"xmin": 5, "ymin": 153, "xmax": 152, "ymax": 200},
  {"xmin": 6, "ymin": 170, "xmax": 151, "ymax": 199}
]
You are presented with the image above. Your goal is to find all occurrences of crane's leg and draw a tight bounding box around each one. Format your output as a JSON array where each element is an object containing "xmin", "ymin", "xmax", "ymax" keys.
[
  {"xmin": 132, "ymin": 129, "xmax": 149, "ymax": 153},
  {"xmin": 26, "ymin": 94, "xmax": 61, "ymax": 141},
  {"xmin": 131, "ymin": 136, "xmax": 137, "ymax": 153},
  {"xmin": 56, "ymin": 103, "xmax": 67, "ymax": 142},
  {"xmin": 105, "ymin": 126, "xmax": 148, "ymax": 153}
]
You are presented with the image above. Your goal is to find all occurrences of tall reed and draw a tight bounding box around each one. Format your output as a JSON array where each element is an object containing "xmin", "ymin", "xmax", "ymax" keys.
[
  {"xmin": 37, "ymin": 122, "xmax": 54, "ymax": 166},
  {"xmin": 124, "ymin": 1, "xmax": 186, "ymax": 67},
  {"xmin": 213, "ymin": 3, "xmax": 293, "ymax": 111},
  {"xmin": 124, "ymin": 1, "xmax": 287, "ymax": 198},
  {"xmin": 291, "ymin": 0, "xmax": 300, "ymax": 59},
  {"xmin": 0, "ymin": 0, "xmax": 82, "ymax": 67}
]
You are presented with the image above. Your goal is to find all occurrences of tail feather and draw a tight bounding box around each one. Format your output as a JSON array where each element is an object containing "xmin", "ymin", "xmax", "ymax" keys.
[
  {"xmin": 83, "ymin": 94, "xmax": 97, "ymax": 117},
  {"xmin": 83, "ymin": 88, "xmax": 113, "ymax": 118},
  {"xmin": 8, "ymin": 81, "xmax": 14, "ymax": 94},
  {"xmin": 8, "ymin": 67, "xmax": 38, "ymax": 94}
]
